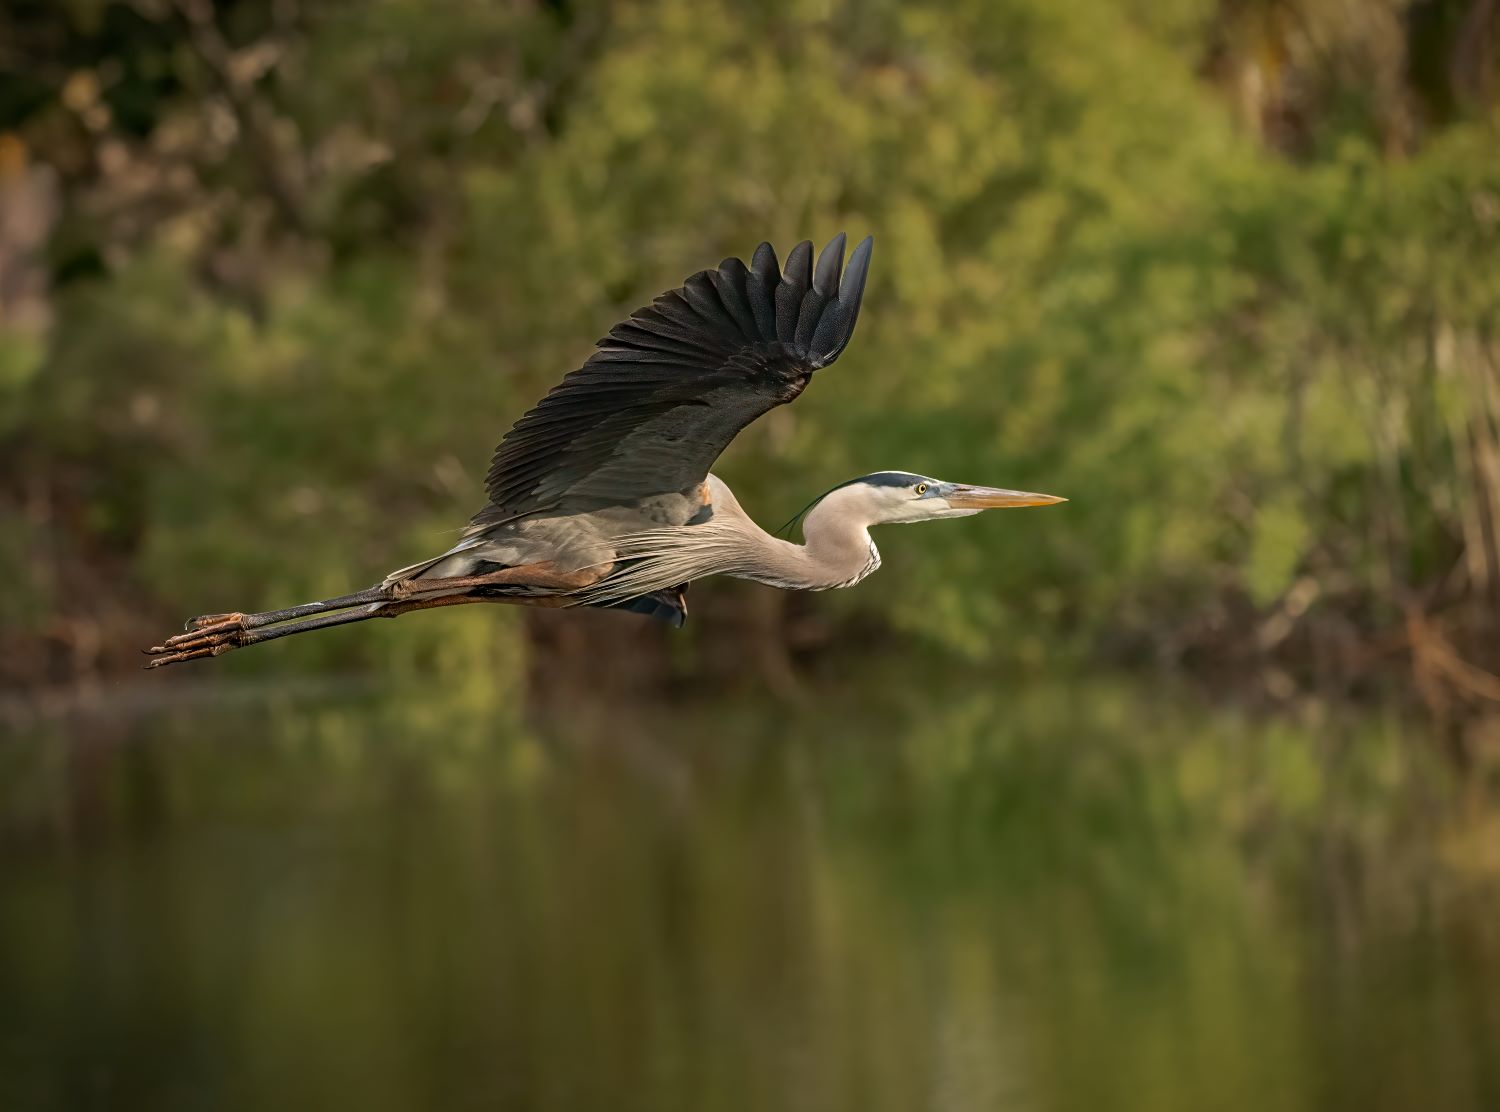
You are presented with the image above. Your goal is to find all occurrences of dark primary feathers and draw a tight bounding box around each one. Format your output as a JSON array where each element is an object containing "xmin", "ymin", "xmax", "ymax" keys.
[{"xmin": 480, "ymin": 233, "xmax": 874, "ymax": 519}]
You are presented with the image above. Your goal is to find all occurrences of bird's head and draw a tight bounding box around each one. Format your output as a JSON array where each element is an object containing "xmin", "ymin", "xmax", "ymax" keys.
[
  {"xmin": 786, "ymin": 471, "xmax": 1065, "ymax": 535},
  {"xmin": 852, "ymin": 471, "xmax": 1066, "ymax": 524}
]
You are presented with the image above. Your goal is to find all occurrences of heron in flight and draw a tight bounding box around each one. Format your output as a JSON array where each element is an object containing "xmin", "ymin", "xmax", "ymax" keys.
[{"xmin": 145, "ymin": 234, "xmax": 1063, "ymax": 667}]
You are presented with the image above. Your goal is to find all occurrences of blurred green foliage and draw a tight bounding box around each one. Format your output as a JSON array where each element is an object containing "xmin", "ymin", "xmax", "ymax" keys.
[{"xmin": 3, "ymin": 0, "xmax": 1500, "ymax": 695}]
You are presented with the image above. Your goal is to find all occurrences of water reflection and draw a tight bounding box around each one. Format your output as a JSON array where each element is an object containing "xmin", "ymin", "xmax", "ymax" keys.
[{"xmin": 2, "ymin": 671, "xmax": 1498, "ymax": 1111}]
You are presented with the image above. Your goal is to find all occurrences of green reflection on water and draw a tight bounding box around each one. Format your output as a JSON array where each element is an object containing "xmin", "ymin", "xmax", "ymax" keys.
[{"xmin": 2, "ymin": 671, "xmax": 1498, "ymax": 1112}]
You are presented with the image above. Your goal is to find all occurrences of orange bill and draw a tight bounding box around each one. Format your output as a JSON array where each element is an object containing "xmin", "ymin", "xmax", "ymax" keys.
[{"xmin": 943, "ymin": 485, "xmax": 1067, "ymax": 509}]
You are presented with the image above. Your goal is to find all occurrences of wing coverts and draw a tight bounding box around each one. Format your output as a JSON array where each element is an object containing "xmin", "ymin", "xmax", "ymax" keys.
[{"xmin": 481, "ymin": 233, "xmax": 873, "ymax": 518}]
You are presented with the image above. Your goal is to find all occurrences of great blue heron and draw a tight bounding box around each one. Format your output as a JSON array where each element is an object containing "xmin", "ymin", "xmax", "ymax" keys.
[{"xmin": 145, "ymin": 233, "xmax": 1063, "ymax": 667}]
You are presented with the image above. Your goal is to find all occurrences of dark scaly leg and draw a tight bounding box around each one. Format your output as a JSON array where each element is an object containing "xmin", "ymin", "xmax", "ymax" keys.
[
  {"xmin": 144, "ymin": 593, "xmax": 488, "ymax": 668},
  {"xmin": 173, "ymin": 585, "xmax": 392, "ymax": 640},
  {"xmin": 157, "ymin": 560, "xmax": 596, "ymax": 650},
  {"xmin": 143, "ymin": 561, "xmax": 610, "ymax": 668}
]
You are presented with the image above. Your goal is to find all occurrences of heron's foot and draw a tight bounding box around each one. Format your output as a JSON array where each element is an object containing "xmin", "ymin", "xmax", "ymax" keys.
[
  {"xmin": 143, "ymin": 615, "xmax": 249, "ymax": 668},
  {"xmin": 183, "ymin": 610, "xmax": 242, "ymax": 632}
]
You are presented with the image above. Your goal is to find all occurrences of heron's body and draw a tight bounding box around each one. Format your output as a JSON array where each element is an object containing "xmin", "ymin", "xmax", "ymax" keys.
[
  {"xmin": 146, "ymin": 234, "xmax": 1062, "ymax": 666},
  {"xmin": 392, "ymin": 473, "xmax": 881, "ymax": 610}
]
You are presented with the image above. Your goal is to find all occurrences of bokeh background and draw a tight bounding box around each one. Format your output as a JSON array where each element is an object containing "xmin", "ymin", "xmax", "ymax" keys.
[{"xmin": 3, "ymin": 2, "xmax": 1500, "ymax": 1110}]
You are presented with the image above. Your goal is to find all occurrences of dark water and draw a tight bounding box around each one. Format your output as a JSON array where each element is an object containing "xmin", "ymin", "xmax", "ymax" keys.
[{"xmin": 2, "ymin": 670, "xmax": 1498, "ymax": 1112}]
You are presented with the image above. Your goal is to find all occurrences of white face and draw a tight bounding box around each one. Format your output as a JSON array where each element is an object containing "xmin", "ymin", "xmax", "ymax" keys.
[
  {"xmin": 852, "ymin": 473, "xmax": 1067, "ymax": 526},
  {"xmin": 860, "ymin": 479, "xmax": 978, "ymax": 524}
]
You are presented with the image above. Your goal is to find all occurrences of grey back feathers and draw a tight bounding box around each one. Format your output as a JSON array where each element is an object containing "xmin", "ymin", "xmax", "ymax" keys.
[{"xmin": 479, "ymin": 234, "xmax": 874, "ymax": 521}]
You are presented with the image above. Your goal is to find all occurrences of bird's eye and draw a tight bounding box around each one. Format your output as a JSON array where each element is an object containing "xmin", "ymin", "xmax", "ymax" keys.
[{"xmin": 915, "ymin": 483, "xmax": 929, "ymax": 495}]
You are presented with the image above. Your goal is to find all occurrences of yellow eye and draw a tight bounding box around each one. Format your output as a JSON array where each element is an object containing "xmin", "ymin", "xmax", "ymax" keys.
[{"xmin": 915, "ymin": 483, "xmax": 929, "ymax": 495}]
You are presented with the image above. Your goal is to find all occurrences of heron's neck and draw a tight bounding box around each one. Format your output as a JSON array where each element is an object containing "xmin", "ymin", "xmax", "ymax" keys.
[{"xmin": 742, "ymin": 488, "xmax": 882, "ymax": 591}]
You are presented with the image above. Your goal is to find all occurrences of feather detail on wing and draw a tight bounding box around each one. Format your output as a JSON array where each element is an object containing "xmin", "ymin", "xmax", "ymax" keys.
[{"xmin": 477, "ymin": 234, "xmax": 873, "ymax": 522}]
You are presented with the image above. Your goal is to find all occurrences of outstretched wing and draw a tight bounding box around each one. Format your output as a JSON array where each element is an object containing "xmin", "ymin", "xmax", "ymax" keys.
[{"xmin": 479, "ymin": 233, "xmax": 874, "ymax": 519}]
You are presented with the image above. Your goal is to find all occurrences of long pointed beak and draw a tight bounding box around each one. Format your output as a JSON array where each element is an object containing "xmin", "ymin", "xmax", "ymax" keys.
[{"xmin": 944, "ymin": 484, "xmax": 1067, "ymax": 509}]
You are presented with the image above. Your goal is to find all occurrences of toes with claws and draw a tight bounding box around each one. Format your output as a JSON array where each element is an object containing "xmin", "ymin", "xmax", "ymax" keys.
[
  {"xmin": 165, "ymin": 614, "xmax": 248, "ymax": 645},
  {"xmin": 183, "ymin": 611, "xmax": 243, "ymax": 632},
  {"xmin": 144, "ymin": 618, "xmax": 248, "ymax": 668}
]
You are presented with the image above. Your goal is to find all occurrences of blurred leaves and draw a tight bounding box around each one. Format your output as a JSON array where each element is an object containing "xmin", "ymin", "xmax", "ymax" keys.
[{"xmin": 3, "ymin": 0, "xmax": 1500, "ymax": 698}]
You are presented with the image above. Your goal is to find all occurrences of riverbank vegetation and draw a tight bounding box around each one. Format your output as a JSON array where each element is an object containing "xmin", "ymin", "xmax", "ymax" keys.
[{"xmin": 3, "ymin": 0, "xmax": 1500, "ymax": 733}]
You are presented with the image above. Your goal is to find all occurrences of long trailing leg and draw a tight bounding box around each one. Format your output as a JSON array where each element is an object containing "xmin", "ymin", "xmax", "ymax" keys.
[
  {"xmin": 144, "ymin": 593, "xmax": 486, "ymax": 668},
  {"xmin": 158, "ymin": 562, "xmax": 604, "ymax": 648},
  {"xmin": 143, "ymin": 560, "xmax": 609, "ymax": 668},
  {"xmin": 172, "ymin": 585, "xmax": 392, "ymax": 640}
]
